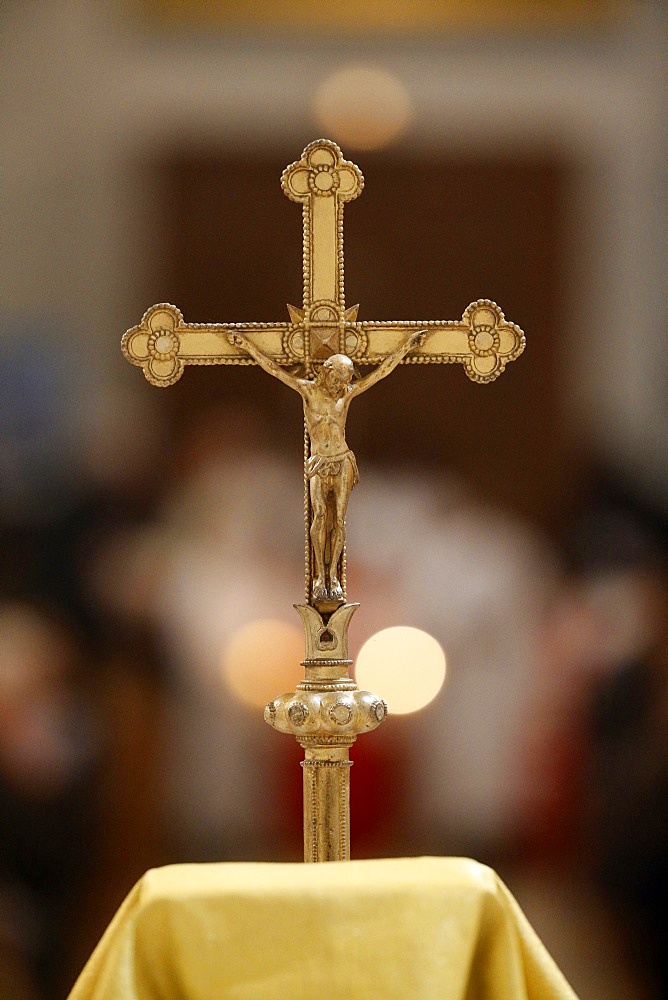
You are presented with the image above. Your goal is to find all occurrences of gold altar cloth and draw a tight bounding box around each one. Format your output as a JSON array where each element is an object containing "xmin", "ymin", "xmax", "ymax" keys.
[{"xmin": 67, "ymin": 857, "xmax": 578, "ymax": 1000}]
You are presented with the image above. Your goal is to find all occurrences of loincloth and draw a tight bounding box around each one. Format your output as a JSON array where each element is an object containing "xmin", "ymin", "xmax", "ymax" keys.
[{"xmin": 307, "ymin": 449, "xmax": 359, "ymax": 487}]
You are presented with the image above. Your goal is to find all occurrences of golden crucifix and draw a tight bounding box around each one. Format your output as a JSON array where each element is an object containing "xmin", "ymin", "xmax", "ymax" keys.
[{"xmin": 122, "ymin": 139, "xmax": 524, "ymax": 862}]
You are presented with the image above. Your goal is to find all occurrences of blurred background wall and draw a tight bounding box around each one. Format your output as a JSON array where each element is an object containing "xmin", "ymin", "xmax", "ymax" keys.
[{"xmin": 1, "ymin": 2, "xmax": 667, "ymax": 998}]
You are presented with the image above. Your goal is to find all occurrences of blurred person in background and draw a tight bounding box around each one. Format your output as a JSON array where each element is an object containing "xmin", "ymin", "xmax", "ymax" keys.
[
  {"xmin": 518, "ymin": 475, "xmax": 668, "ymax": 999},
  {"xmin": 0, "ymin": 332, "xmax": 170, "ymax": 997},
  {"xmin": 0, "ymin": 603, "xmax": 97, "ymax": 1000},
  {"xmin": 578, "ymin": 487, "xmax": 668, "ymax": 999}
]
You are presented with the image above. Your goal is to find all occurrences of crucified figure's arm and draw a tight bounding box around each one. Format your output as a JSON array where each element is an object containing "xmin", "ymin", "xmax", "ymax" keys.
[
  {"xmin": 349, "ymin": 329, "xmax": 429, "ymax": 397},
  {"xmin": 228, "ymin": 333, "xmax": 305, "ymax": 394}
]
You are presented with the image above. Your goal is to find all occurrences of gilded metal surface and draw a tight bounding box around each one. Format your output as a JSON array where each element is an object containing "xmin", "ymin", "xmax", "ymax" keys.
[
  {"xmin": 230, "ymin": 327, "xmax": 426, "ymax": 610},
  {"xmin": 122, "ymin": 141, "xmax": 525, "ymax": 862},
  {"xmin": 122, "ymin": 141, "xmax": 524, "ymax": 389},
  {"xmin": 265, "ymin": 602, "xmax": 386, "ymax": 862},
  {"xmin": 122, "ymin": 139, "xmax": 524, "ymax": 612}
]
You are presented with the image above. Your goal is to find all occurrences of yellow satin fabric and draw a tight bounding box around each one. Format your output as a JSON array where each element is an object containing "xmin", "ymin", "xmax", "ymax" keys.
[{"xmin": 68, "ymin": 857, "xmax": 578, "ymax": 1000}]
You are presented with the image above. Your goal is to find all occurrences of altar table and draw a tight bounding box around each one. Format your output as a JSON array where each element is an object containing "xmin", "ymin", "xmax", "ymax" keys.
[{"xmin": 67, "ymin": 856, "xmax": 579, "ymax": 1000}]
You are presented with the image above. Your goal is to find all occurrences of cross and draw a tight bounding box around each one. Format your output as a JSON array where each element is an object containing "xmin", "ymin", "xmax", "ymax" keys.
[
  {"xmin": 122, "ymin": 138, "xmax": 524, "ymax": 388},
  {"xmin": 122, "ymin": 140, "xmax": 525, "ymax": 862}
]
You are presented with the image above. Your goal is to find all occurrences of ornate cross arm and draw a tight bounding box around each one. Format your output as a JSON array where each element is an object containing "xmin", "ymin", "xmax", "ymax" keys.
[
  {"xmin": 121, "ymin": 303, "xmax": 290, "ymax": 387},
  {"xmin": 355, "ymin": 300, "xmax": 525, "ymax": 383},
  {"xmin": 122, "ymin": 298, "xmax": 523, "ymax": 387}
]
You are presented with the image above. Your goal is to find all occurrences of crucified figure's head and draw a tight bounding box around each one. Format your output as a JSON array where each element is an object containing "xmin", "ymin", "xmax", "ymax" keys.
[{"xmin": 319, "ymin": 354, "xmax": 354, "ymax": 396}]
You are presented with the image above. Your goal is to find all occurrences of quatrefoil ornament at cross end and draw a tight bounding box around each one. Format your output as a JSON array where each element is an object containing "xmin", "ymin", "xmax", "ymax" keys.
[{"xmin": 281, "ymin": 138, "xmax": 364, "ymax": 205}]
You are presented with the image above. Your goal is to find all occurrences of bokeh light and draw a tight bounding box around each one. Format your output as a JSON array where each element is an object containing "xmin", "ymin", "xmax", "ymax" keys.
[
  {"xmin": 312, "ymin": 65, "xmax": 412, "ymax": 151},
  {"xmin": 221, "ymin": 618, "xmax": 303, "ymax": 709},
  {"xmin": 355, "ymin": 626, "xmax": 446, "ymax": 715}
]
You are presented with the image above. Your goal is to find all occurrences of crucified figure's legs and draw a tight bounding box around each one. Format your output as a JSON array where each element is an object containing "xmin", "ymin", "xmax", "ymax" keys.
[
  {"xmin": 309, "ymin": 476, "xmax": 329, "ymax": 601},
  {"xmin": 328, "ymin": 461, "xmax": 355, "ymax": 598},
  {"xmin": 309, "ymin": 464, "xmax": 355, "ymax": 603}
]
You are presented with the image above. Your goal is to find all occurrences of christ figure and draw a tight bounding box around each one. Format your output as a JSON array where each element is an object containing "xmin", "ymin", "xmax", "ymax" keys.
[{"xmin": 229, "ymin": 329, "xmax": 427, "ymax": 606}]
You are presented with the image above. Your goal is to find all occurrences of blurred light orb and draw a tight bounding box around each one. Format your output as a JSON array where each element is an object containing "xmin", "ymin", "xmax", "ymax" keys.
[
  {"xmin": 355, "ymin": 626, "xmax": 446, "ymax": 715},
  {"xmin": 312, "ymin": 65, "xmax": 412, "ymax": 151},
  {"xmin": 222, "ymin": 619, "xmax": 303, "ymax": 709}
]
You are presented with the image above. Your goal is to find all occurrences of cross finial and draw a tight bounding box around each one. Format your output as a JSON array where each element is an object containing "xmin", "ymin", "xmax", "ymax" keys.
[{"xmin": 282, "ymin": 139, "xmax": 363, "ymax": 325}]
